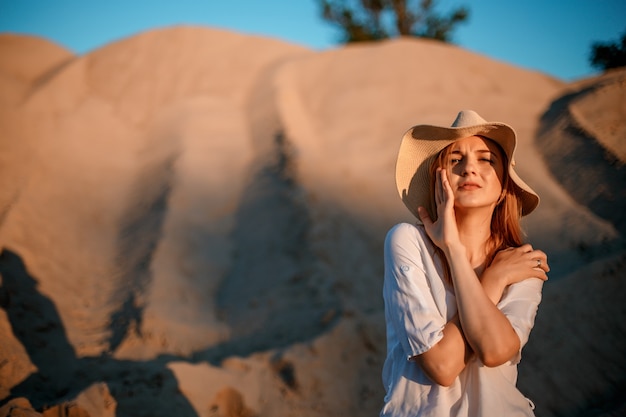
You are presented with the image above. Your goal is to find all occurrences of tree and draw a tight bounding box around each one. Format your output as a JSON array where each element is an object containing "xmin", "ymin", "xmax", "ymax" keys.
[
  {"xmin": 590, "ymin": 30, "xmax": 626, "ymax": 71},
  {"xmin": 317, "ymin": 0, "xmax": 469, "ymax": 43}
]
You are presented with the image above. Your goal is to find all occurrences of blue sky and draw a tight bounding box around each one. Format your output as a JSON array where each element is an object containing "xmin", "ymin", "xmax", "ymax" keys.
[{"xmin": 1, "ymin": 0, "xmax": 625, "ymax": 81}]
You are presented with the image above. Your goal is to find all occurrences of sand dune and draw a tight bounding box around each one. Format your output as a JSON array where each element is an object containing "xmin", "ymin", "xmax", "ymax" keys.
[
  {"xmin": 537, "ymin": 69, "xmax": 626, "ymax": 236},
  {"xmin": 0, "ymin": 27, "xmax": 624, "ymax": 417}
]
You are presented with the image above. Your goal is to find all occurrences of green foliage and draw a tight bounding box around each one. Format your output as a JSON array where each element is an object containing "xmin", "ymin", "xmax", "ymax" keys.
[
  {"xmin": 318, "ymin": 0, "xmax": 469, "ymax": 43},
  {"xmin": 590, "ymin": 30, "xmax": 626, "ymax": 71}
]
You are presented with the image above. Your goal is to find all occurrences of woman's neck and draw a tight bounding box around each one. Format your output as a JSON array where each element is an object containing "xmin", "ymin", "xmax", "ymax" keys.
[{"xmin": 455, "ymin": 208, "xmax": 493, "ymax": 268}]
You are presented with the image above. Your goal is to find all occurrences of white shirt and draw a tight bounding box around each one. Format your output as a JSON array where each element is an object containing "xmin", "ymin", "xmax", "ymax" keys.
[{"xmin": 381, "ymin": 223, "xmax": 542, "ymax": 417}]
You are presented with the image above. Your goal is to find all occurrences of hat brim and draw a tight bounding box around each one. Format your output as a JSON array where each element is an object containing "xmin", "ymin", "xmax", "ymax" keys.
[{"xmin": 396, "ymin": 122, "xmax": 539, "ymax": 220}]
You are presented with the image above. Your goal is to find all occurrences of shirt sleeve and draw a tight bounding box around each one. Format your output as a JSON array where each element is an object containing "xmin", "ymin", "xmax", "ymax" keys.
[
  {"xmin": 383, "ymin": 223, "xmax": 446, "ymax": 359},
  {"xmin": 497, "ymin": 277, "xmax": 544, "ymax": 364}
]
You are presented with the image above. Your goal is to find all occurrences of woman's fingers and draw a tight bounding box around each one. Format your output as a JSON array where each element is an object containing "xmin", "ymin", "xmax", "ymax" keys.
[
  {"xmin": 417, "ymin": 206, "xmax": 432, "ymax": 226},
  {"xmin": 435, "ymin": 168, "xmax": 454, "ymax": 211},
  {"xmin": 491, "ymin": 245, "xmax": 550, "ymax": 283},
  {"xmin": 530, "ymin": 250, "xmax": 550, "ymax": 272},
  {"xmin": 532, "ymin": 268, "xmax": 549, "ymax": 281},
  {"xmin": 511, "ymin": 245, "xmax": 550, "ymax": 272},
  {"xmin": 435, "ymin": 168, "xmax": 443, "ymax": 206},
  {"xmin": 518, "ymin": 243, "xmax": 534, "ymax": 253},
  {"xmin": 440, "ymin": 168, "xmax": 450, "ymax": 192},
  {"xmin": 423, "ymin": 168, "xmax": 461, "ymax": 250},
  {"xmin": 525, "ymin": 249, "xmax": 550, "ymax": 280}
]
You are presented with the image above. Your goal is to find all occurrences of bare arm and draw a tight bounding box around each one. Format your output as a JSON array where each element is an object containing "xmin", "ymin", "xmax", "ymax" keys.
[
  {"xmin": 445, "ymin": 243, "xmax": 521, "ymax": 367},
  {"xmin": 412, "ymin": 313, "xmax": 473, "ymax": 386}
]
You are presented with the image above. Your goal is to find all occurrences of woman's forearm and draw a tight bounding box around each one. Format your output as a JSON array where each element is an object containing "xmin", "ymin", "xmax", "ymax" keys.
[
  {"xmin": 414, "ymin": 314, "xmax": 472, "ymax": 386},
  {"xmin": 445, "ymin": 243, "xmax": 519, "ymax": 367}
]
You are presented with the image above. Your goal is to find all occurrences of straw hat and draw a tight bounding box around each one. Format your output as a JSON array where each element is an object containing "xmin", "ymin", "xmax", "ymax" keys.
[{"xmin": 395, "ymin": 110, "xmax": 539, "ymax": 220}]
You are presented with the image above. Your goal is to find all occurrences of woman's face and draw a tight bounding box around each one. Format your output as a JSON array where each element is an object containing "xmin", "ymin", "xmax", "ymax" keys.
[{"xmin": 443, "ymin": 136, "xmax": 505, "ymax": 213}]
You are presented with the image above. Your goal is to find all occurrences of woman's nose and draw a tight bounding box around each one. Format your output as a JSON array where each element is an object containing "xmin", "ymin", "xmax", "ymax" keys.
[{"xmin": 460, "ymin": 159, "xmax": 477, "ymax": 175}]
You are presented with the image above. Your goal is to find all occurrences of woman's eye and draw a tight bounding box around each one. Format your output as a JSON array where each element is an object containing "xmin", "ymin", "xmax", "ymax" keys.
[{"xmin": 450, "ymin": 158, "xmax": 461, "ymax": 164}]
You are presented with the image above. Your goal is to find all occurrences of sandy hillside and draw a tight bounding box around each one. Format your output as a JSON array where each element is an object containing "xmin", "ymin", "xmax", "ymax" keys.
[{"xmin": 0, "ymin": 27, "xmax": 624, "ymax": 417}]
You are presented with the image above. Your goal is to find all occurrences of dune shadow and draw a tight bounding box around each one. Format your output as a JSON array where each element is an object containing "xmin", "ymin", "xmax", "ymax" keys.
[
  {"xmin": 210, "ymin": 131, "xmax": 341, "ymax": 362},
  {"xmin": 0, "ymin": 249, "xmax": 199, "ymax": 416},
  {"xmin": 0, "ymin": 249, "xmax": 77, "ymax": 404},
  {"xmin": 108, "ymin": 149, "xmax": 177, "ymax": 353}
]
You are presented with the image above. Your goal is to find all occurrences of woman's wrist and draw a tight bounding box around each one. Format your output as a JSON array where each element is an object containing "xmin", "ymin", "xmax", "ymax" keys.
[{"xmin": 443, "ymin": 241, "xmax": 466, "ymax": 260}]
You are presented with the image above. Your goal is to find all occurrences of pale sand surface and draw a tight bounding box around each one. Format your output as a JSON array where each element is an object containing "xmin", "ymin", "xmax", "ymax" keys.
[{"xmin": 0, "ymin": 27, "xmax": 624, "ymax": 417}]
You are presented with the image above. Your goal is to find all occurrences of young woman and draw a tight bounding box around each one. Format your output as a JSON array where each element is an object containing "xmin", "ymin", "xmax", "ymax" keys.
[{"xmin": 381, "ymin": 110, "xmax": 549, "ymax": 416}]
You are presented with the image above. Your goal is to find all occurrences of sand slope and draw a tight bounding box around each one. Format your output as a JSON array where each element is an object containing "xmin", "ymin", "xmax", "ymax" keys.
[{"xmin": 0, "ymin": 27, "xmax": 624, "ymax": 417}]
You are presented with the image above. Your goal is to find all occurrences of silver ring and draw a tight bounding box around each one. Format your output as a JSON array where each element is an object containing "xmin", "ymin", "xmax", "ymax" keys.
[{"xmin": 536, "ymin": 259, "xmax": 542, "ymax": 268}]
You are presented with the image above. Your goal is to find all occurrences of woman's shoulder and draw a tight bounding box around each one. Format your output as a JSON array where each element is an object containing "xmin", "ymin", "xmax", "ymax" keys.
[
  {"xmin": 387, "ymin": 222, "xmax": 421, "ymax": 235},
  {"xmin": 385, "ymin": 222, "xmax": 428, "ymax": 245}
]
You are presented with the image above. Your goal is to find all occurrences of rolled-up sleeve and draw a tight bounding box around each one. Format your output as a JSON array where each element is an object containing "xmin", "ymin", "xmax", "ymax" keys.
[
  {"xmin": 383, "ymin": 223, "xmax": 446, "ymax": 359},
  {"xmin": 497, "ymin": 277, "xmax": 544, "ymax": 364}
]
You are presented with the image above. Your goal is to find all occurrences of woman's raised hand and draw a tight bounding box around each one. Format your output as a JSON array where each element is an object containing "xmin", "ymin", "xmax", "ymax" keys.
[
  {"xmin": 483, "ymin": 244, "xmax": 550, "ymax": 288},
  {"xmin": 418, "ymin": 167, "xmax": 460, "ymax": 251}
]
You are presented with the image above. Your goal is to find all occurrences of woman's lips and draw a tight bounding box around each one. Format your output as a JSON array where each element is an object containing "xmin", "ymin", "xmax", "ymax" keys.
[{"xmin": 458, "ymin": 183, "xmax": 481, "ymax": 190}]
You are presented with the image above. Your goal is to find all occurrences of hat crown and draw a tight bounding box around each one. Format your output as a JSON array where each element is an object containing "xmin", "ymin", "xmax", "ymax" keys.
[{"xmin": 451, "ymin": 110, "xmax": 488, "ymax": 128}]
